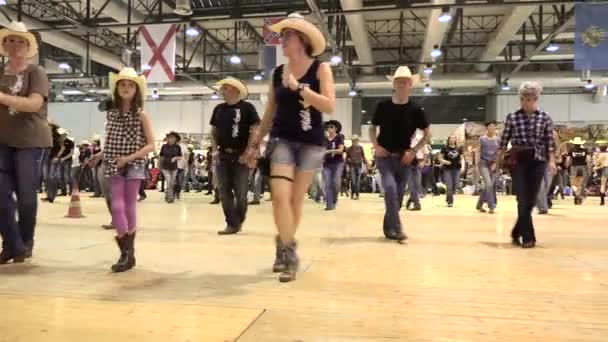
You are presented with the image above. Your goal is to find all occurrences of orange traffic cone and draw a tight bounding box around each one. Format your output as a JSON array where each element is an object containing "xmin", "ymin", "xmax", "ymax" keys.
[{"xmin": 65, "ymin": 188, "xmax": 85, "ymax": 218}]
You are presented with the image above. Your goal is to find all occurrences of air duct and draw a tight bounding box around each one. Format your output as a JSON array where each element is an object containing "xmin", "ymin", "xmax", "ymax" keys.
[{"xmin": 174, "ymin": 0, "xmax": 193, "ymax": 16}]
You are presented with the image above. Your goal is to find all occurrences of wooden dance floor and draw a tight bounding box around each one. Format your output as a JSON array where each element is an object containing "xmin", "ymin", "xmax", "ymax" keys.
[{"xmin": 0, "ymin": 192, "xmax": 606, "ymax": 341}]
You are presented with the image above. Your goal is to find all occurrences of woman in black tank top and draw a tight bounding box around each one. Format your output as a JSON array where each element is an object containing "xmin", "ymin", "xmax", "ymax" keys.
[{"xmin": 245, "ymin": 13, "xmax": 336, "ymax": 283}]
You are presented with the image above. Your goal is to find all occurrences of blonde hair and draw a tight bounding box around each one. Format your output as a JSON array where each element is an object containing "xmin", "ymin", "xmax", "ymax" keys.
[{"xmin": 519, "ymin": 81, "xmax": 543, "ymax": 98}]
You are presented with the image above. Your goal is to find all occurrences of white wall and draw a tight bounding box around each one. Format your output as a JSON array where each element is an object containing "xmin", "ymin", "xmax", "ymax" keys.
[
  {"xmin": 495, "ymin": 93, "xmax": 608, "ymax": 123},
  {"xmin": 49, "ymin": 97, "xmax": 354, "ymax": 142}
]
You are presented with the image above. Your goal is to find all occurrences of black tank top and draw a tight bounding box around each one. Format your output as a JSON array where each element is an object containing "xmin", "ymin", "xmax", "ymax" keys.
[{"xmin": 271, "ymin": 60, "xmax": 324, "ymax": 146}]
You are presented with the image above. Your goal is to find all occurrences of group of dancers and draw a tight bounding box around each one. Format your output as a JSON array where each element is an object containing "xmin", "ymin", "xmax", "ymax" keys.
[{"xmin": 0, "ymin": 13, "xmax": 578, "ymax": 283}]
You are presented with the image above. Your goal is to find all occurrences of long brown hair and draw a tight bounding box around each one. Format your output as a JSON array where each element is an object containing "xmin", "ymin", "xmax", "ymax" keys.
[{"xmin": 112, "ymin": 80, "xmax": 143, "ymax": 113}]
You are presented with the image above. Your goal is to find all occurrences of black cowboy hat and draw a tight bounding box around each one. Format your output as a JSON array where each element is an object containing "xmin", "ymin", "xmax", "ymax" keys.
[
  {"xmin": 324, "ymin": 120, "xmax": 342, "ymax": 133},
  {"xmin": 166, "ymin": 131, "xmax": 181, "ymax": 142}
]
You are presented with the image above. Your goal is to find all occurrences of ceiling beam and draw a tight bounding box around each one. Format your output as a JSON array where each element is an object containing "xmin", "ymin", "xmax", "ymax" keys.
[{"xmin": 503, "ymin": 7, "xmax": 575, "ymax": 82}]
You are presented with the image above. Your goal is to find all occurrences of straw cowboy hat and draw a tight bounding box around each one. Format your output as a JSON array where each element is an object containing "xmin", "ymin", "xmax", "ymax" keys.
[
  {"xmin": 91, "ymin": 134, "xmax": 101, "ymax": 143},
  {"xmin": 215, "ymin": 77, "xmax": 249, "ymax": 100},
  {"xmin": 570, "ymin": 137, "xmax": 586, "ymax": 145},
  {"xmin": 270, "ymin": 13, "xmax": 327, "ymax": 57},
  {"xmin": 386, "ymin": 66, "xmax": 420, "ymax": 85},
  {"xmin": 80, "ymin": 140, "xmax": 91, "ymax": 146},
  {"xmin": 57, "ymin": 128, "xmax": 68, "ymax": 135},
  {"xmin": 109, "ymin": 67, "xmax": 147, "ymax": 105},
  {"xmin": 0, "ymin": 21, "xmax": 39, "ymax": 58}
]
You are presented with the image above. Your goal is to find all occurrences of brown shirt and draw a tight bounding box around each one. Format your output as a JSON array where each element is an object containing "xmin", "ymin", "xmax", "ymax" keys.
[
  {"xmin": 346, "ymin": 145, "xmax": 366, "ymax": 165},
  {"xmin": 0, "ymin": 64, "xmax": 51, "ymax": 148}
]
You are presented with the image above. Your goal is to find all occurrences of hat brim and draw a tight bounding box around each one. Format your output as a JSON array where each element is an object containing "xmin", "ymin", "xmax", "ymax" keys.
[
  {"xmin": 270, "ymin": 18, "xmax": 327, "ymax": 57},
  {"xmin": 109, "ymin": 72, "xmax": 147, "ymax": 107},
  {"xmin": 386, "ymin": 74, "xmax": 421, "ymax": 86},
  {"xmin": 216, "ymin": 78, "xmax": 249, "ymax": 100},
  {"xmin": 0, "ymin": 30, "xmax": 39, "ymax": 58},
  {"xmin": 166, "ymin": 132, "xmax": 181, "ymax": 142},
  {"xmin": 569, "ymin": 139, "xmax": 586, "ymax": 145},
  {"xmin": 324, "ymin": 120, "xmax": 342, "ymax": 133}
]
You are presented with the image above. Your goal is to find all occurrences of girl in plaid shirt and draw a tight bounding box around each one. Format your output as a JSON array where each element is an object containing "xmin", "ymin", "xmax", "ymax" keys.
[{"xmin": 103, "ymin": 68, "xmax": 155, "ymax": 273}]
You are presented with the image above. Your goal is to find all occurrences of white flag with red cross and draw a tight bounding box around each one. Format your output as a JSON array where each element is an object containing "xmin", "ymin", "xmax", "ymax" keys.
[{"xmin": 140, "ymin": 24, "xmax": 177, "ymax": 83}]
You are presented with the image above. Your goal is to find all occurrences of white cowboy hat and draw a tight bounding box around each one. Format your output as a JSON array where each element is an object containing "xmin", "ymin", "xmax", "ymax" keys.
[
  {"xmin": 80, "ymin": 140, "xmax": 91, "ymax": 146},
  {"xmin": 351, "ymin": 134, "xmax": 360, "ymax": 140},
  {"xmin": 270, "ymin": 13, "xmax": 327, "ymax": 57},
  {"xmin": 216, "ymin": 77, "xmax": 249, "ymax": 100},
  {"xmin": 91, "ymin": 134, "xmax": 101, "ymax": 142},
  {"xmin": 109, "ymin": 67, "xmax": 147, "ymax": 107},
  {"xmin": 386, "ymin": 66, "xmax": 420, "ymax": 85},
  {"xmin": 57, "ymin": 128, "xmax": 68, "ymax": 135},
  {"xmin": 569, "ymin": 137, "xmax": 586, "ymax": 145},
  {"xmin": 0, "ymin": 22, "xmax": 39, "ymax": 58}
]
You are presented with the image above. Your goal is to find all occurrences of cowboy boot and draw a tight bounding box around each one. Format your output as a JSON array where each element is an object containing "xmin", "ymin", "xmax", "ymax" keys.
[
  {"xmin": 124, "ymin": 232, "xmax": 136, "ymax": 269},
  {"xmin": 601, "ymin": 193, "xmax": 605, "ymax": 206},
  {"xmin": 272, "ymin": 235, "xmax": 287, "ymax": 273},
  {"xmin": 279, "ymin": 240, "xmax": 299, "ymax": 283},
  {"xmin": 111, "ymin": 236, "xmax": 128, "ymax": 272}
]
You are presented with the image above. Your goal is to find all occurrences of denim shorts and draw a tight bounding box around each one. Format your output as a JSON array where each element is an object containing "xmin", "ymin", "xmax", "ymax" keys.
[
  {"xmin": 270, "ymin": 138, "xmax": 325, "ymax": 172},
  {"xmin": 104, "ymin": 162, "xmax": 146, "ymax": 180}
]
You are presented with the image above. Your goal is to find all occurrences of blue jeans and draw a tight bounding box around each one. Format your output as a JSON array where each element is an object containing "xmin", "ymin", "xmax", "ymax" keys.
[
  {"xmin": 408, "ymin": 166, "xmax": 422, "ymax": 203},
  {"xmin": 477, "ymin": 161, "xmax": 498, "ymax": 210},
  {"xmin": 349, "ymin": 165, "xmax": 362, "ymax": 196},
  {"xmin": 512, "ymin": 157, "xmax": 546, "ymax": 243},
  {"xmin": 0, "ymin": 145, "xmax": 45, "ymax": 255},
  {"xmin": 443, "ymin": 168, "xmax": 460, "ymax": 205},
  {"xmin": 216, "ymin": 152, "xmax": 250, "ymax": 228},
  {"xmin": 376, "ymin": 155, "xmax": 411, "ymax": 237},
  {"xmin": 536, "ymin": 166, "xmax": 551, "ymax": 212},
  {"xmin": 323, "ymin": 161, "xmax": 344, "ymax": 209}
]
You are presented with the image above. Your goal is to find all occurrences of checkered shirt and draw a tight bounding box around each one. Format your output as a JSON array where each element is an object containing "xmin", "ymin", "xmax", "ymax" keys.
[
  {"xmin": 500, "ymin": 108, "xmax": 555, "ymax": 161},
  {"xmin": 103, "ymin": 109, "xmax": 146, "ymax": 177}
]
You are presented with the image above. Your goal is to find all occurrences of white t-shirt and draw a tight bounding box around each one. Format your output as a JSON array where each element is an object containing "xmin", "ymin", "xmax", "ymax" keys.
[
  {"xmin": 71, "ymin": 148, "xmax": 81, "ymax": 168},
  {"xmin": 177, "ymin": 143, "xmax": 189, "ymax": 170}
]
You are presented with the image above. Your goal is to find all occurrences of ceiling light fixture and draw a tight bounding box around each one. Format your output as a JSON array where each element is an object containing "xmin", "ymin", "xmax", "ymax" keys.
[
  {"xmin": 348, "ymin": 89, "xmax": 357, "ymax": 97},
  {"xmin": 501, "ymin": 82, "xmax": 511, "ymax": 91},
  {"xmin": 229, "ymin": 55, "xmax": 241, "ymax": 64},
  {"xmin": 423, "ymin": 84, "xmax": 432, "ymax": 93},
  {"xmin": 58, "ymin": 63, "xmax": 71, "ymax": 70},
  {"xmin": 430, "ymin": 45, "xmax": 442, "ymax": 58},
  {"xmin": 545, "ymin": 43, "xmax": 559, "ymax": 52},
  {"xmin": 330, "ymin": 55, "xmax": 343, "ymax": 64},
  {"xmin": 584, "ymin": 80, "xmax": 595, "ymax": 89},
  {"xmin": 438, "ymin": 6, "xmax": 452, "ymax": 23}
]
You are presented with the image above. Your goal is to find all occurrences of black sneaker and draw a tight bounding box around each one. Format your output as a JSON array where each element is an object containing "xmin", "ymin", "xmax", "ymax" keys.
[{"xmin": 217, "ymin": 226, "xmax": 241, "ymax": 235}]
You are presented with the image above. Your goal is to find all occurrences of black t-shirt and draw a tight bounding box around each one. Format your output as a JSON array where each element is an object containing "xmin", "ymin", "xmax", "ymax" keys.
[
  {"xmin": 569, "ymin": 146, "xmax": 589, "ymax": 166},
  {"xmin": 210, "ymin": 101, "xmax": 260, "ymax": 152},
  {"xmin": 371, "ymin": 100, "xmax": 430, "ymax": 153},
  {"xmin": 441, "ymin": 145, "xmax": 464, "ymax": 169},
  {"xmin": 50, "ymin": 131, "xmax": 62, "ymax": 158},
  {"xmin": 324, "ymin": 134, "xmax": 344, "ymax": 164},
  {"xmin": 159, "ymin": 143, "xmax": 182, "ymax": 170},
  {"xmin": 61, "ymin": 139, "xmax": 74, "ymax": 160},
  {"xmin": 79, "ymin": 148, "xmax": 91, "ymax": 164}
]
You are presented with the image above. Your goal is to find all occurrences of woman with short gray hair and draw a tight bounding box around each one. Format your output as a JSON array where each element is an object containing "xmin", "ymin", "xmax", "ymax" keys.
[{"xmin": 498, "ymin": 81, "xmax": 556, "ymax": 248}]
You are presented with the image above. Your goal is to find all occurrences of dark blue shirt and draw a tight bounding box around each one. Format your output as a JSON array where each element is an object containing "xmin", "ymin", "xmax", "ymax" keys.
[
  {"xmin": 324, "ymin": 134, "xmax": 344, "ymax": 165},
  {"xmin": 271, "ymin": 60, "xmax": 324, "ymax": 146}
]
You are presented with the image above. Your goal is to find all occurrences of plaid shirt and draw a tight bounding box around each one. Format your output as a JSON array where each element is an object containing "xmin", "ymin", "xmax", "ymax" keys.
[
  {"xmin": 500, "ymin": 109, "xmax": 555, "ymax": 161},
  {"xmin": 103, "ymin": 109, "xmax": 146, "ymax": 177}
]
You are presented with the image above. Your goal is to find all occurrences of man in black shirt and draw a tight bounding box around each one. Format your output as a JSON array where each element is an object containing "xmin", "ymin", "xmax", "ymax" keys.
[
  {"xmin": 159, "ymin": 132, "xmax": 182, "ymax": 203},
  {"xmin": 567, "ymin": 137, "xmax": 590, "ymax": 205},
  {"xmin": 369, "ymin": 66, "xmax": 431, "ymax": 241},
  {"xmin": 210, "ymin": 77, "xmax": 260, "ymax": 235}
]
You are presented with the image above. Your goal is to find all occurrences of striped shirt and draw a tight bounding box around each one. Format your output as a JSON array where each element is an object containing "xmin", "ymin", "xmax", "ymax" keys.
[{"xmin": 500, "ymin": 109, "xmax": 555, "ymax": 162}]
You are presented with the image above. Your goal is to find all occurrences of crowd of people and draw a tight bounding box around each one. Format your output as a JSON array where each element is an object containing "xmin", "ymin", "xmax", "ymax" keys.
[{"xmin": 1, "ymin": 16, "xmax": 607, "ymax": 284}]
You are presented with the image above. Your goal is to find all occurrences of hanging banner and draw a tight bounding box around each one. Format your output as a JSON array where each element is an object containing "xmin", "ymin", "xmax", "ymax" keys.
[
  {"xmin": 574, "ymin": 3, "xmax": 608, "ymax": 70},
  {"xmin": 140, "ymin": 24, "xmax": 177, "ymax": 83}
]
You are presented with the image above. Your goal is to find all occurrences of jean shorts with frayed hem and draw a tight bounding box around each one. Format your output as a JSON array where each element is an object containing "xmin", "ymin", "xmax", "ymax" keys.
[{"xmin": 270, "ymin": 138, "xmax": 325, "ymax": 172}]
